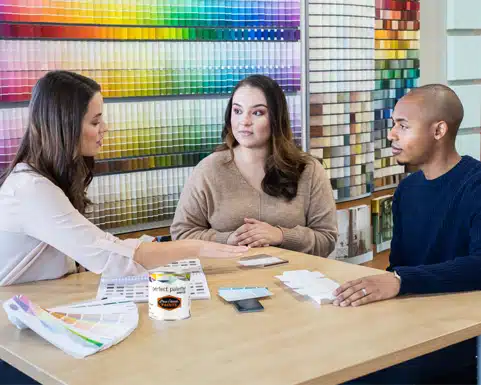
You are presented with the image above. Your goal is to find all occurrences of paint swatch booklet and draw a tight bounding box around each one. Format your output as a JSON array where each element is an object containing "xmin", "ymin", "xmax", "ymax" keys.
[
  {"xmin": 97, "ymin": 257, "xmax": 211, "ymax": 302},
  {"xmin": 2, "ymin": 296, "xmax": 138, "ymax": 359}
]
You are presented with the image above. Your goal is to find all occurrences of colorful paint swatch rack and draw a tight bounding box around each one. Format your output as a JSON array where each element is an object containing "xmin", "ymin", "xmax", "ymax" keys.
[
  {"xmin": 0, "ymin": 95, "xmax": 302, "ymax": 174},
  {"xmin": 308, "ymin": 0, "xmax": 376, "ymax": 201},
  {"xmin": 374, "ymin": 0, "xmax": 419, "ymax": 190},
  {"xmin": 0, "ymin": 24, "xmax": 300, "ymax": 41},
  {"xmin": 0, "ymin": 0, "xmax": 303, "ymax": 233},
  {"xmin": 0, "ymin": 0, "xmax": 421, "ymax": 232},
  {"xmin": 0, "ymin": 0, "xmax": 301, "ymax": 27},
  {"xmin": 0, "ymin": 40, "xmax": 301, "ymax": 102},
  {"xmin": 85, "ymin": 166, "xmax": 194, "ymax": 229},
  {"xmin": 2, "ymin": 295, "xmax": 139, "ymax": 359}
]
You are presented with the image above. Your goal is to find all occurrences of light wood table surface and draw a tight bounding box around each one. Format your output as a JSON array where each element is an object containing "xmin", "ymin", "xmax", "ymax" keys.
[{"xmin": 1, "ymin": 247, "xmax": 481, "ymax": 385}]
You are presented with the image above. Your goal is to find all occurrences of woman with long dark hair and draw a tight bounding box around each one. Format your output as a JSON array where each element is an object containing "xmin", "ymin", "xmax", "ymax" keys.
[
  {"xmin": 0, "ymin": 71, "xmax": 247, "ymax": 286},
  {"xmin": 171, "ymin": 75, "xmax": 337, "ymax": 257}
]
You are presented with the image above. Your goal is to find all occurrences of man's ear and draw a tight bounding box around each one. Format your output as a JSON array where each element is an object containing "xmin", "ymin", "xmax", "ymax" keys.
[{"xmin": 434, "ymin": 121, "xmax": 448, "ymax": 140}]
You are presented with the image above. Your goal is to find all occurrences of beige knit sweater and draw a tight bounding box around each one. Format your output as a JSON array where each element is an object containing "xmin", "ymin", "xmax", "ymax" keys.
[{"xmin": 170, "ymin": 150, "xmax": 338, "ymax": 257}]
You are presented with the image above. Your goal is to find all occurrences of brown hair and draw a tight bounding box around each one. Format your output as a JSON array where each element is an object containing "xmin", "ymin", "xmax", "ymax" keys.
[
  {"xmin": 0, "ymin": 70, "xmax": 101, "ymax": 214},
  {"xmin": 217, "ymin": 75, "xmax": 308, "ymax": 201}
]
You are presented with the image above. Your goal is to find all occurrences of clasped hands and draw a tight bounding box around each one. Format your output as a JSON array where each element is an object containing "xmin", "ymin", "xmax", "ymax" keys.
[{"xmin": 226, "ymin": 218, "xmax": 283, "ymax": 248}]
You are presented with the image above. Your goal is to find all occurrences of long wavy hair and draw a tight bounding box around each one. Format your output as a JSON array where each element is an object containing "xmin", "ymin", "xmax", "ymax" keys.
[
  {"xmin": 0, "ymin": 71, "xmax": 100, "ymax": 214},
  {"xmin": 217, "ymin": 75, "xmax": 308, "ymax": 201}
]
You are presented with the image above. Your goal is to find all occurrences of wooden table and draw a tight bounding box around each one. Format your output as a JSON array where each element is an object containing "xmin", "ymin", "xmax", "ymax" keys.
[{"xmin": 2, "ymin": 247, "xmax": 481, "ymax": 385}]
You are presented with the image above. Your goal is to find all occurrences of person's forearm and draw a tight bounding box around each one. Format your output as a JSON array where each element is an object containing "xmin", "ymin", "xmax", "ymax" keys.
[
  {"xmin": 134, "ymin": 240, "xmax": 201, "ymax": 270},
  {"xmin": 172, "ymin": 226, "xmax": 234, "ymax": 244},
  {"xmin": 395, "ymin": 255, "xmax": 481, "ymax": 295},
  {"xmin": 278, "ymin": 226, "xmax": 337, "ymax": 257}
]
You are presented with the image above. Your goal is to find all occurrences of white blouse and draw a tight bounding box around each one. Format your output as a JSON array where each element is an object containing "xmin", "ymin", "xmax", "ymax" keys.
[{"xmin": 0, "ymin": 163, "xmax": 146, "ymax": 286}]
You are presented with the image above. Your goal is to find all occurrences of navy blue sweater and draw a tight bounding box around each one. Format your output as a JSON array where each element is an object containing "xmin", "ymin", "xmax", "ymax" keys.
[{"xmin": 388, "ymin": 155, "xmax": 481, "ymax": 295}]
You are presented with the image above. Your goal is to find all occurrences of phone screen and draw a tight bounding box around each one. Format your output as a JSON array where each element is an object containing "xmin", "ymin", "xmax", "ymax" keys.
[{"xmin": 233, "ymin": 298, "xmax": 264, "ymax": 313}]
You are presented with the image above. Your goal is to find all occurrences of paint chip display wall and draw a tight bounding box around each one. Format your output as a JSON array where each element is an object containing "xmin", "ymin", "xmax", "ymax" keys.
[
  {"xmin": 374, "ymin": 0, "xmax": 419, "ymax": 190},
  {"xmin": 0, "ymin": 0, "xmax": 303, "ymax": 232},
  {"xmin": 1, "ymin": 0, "xmax": 421, "ymax": 231},
  {"xmin": 308, "ymin": 0, "xmax": 376, "ymax": 202}
]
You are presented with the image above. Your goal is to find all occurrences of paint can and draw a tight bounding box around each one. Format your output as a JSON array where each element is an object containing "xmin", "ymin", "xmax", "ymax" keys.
[{"xmin": 148, "ymin": 272, "xmax": 191, "ymax": 321}]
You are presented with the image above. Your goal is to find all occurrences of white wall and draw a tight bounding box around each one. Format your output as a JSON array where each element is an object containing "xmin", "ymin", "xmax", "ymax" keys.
[
  {"xmin": 420, "ymin": 0, "xmax": 481, "ymax": 159},
  {"xmin": 447, "ymin": 0, "xmax": 481, "ymax": 30}
]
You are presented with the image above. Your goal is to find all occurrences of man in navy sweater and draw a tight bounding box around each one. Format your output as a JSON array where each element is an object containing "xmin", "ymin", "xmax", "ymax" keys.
[{"xmin": 334, "ymin": 84, "xmax": 481, "ymax": 383}]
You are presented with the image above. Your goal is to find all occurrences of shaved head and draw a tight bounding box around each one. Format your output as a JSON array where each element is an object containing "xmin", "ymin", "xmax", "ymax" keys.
[
  {"xmin": 389, "ymin": 84, "xmax": 465, "ymax": 167},
  {"xmin": 402, "ymin": 84, "xmax": 464, "ymax": 139}
]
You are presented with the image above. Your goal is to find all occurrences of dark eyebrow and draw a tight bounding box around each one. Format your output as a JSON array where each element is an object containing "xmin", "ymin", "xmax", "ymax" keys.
[
  {"xmin": 92, "ymin": 113, "xmax": 102, "ymax": 119},
  {"xmin": 233, "ymin": 103, "xmax": 268, "ymax": 109},
  {"xmin": 392, "ymin": 117, "xmax": 408, "ymax": 123}
]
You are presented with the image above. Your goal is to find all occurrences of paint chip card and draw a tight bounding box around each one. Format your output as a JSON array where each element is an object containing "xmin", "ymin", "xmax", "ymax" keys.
[
  {"xmin": 238, "ymin": 254, "xmax": 288, "ymax": 267},
  {"xmin": 218, "ymin": 287, "xmax": 273, "ymax": 302}
]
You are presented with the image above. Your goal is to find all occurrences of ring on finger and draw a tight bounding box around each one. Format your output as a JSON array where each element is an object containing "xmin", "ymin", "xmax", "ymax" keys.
[{"xmin": 361, "ymin": 288, "xmax": 367, "ymax": 296}]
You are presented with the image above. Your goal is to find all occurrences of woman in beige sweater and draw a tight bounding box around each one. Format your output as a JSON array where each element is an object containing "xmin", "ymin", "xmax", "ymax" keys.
[{"xmin": 171, "ymin": 75, "xmax": 338, "ymax": 257}]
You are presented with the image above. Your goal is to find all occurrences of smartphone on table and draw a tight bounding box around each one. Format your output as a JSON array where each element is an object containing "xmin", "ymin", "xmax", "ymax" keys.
[{"xmin": 232, "ymin": 298, "xmax": 264, "ymax": 313}]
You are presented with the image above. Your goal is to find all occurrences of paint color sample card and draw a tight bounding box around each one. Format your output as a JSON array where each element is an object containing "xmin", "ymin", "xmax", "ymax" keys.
[
  {"xmin": 97, "ymin": 258, "xmax": 211, "ymax": 302},
  {"xmin": 218, "ymin": 287, "xmax": 273, "ymax": 302},
  {"xmin": 275, "ymin": 270, "xmax": 340, "ymax": 305},
  {"xmin": 2, "ymin": 296, "xmax": 138, "ymax": 359},
  {"xmin": 238, "ymin": 255, "xmax": 288, "ymax": 267},
  {"xmin": 49, "ymin": 299, "xmax": 136, "ymax": 313}
]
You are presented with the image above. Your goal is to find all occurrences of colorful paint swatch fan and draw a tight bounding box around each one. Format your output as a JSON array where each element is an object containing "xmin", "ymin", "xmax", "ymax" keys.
[{"xmin": 2, "ymin": 296, "xmax": 139, "ymax": 359}]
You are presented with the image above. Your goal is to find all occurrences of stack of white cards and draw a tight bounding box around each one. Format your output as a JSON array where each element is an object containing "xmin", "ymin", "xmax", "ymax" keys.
[
  {"xmin": 218, "ymin": 287, "xmax": 273, "ymax": 302},
  {"xmin": 275, "ymin": 270, "xmax": 340, "ymax": 305}
]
